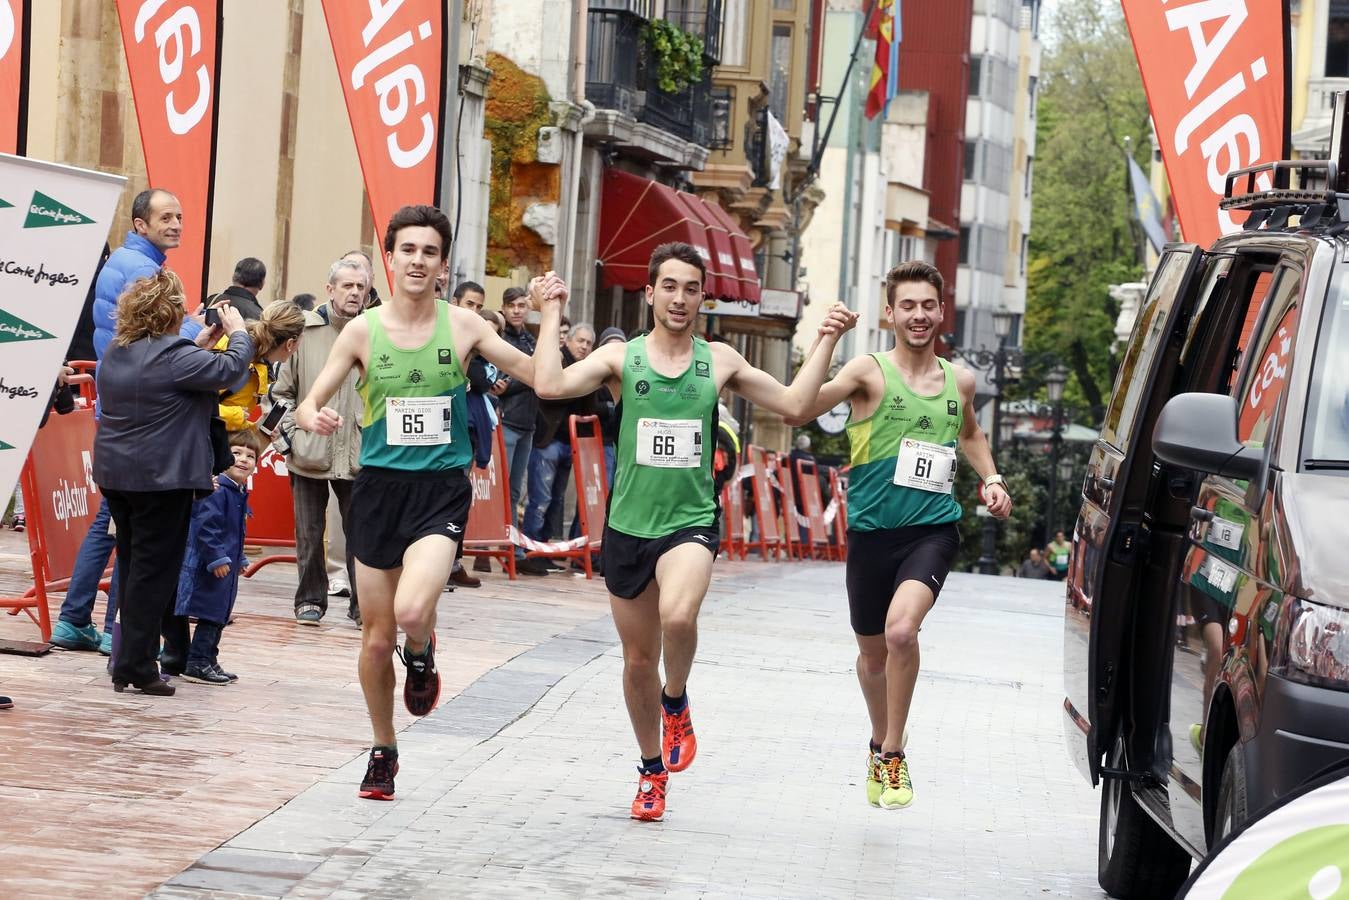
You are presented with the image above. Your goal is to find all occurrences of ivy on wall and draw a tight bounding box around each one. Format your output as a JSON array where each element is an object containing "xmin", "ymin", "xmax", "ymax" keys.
[{"xmin": 643, "ymin": 20, "xmax": 704, "ymax": 93}]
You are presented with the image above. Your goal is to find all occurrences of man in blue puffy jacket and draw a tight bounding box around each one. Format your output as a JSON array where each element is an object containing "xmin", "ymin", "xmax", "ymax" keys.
[{"xmin": 50, "ymin": 188, "xmax": 186, "ymax": 654}]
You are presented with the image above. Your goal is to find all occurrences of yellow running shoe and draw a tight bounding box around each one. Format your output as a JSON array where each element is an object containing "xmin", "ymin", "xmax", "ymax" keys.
[
  {"xmin": 879, "ymin": 755, "xmax": 914, "ymax": 809},
  {"xmin": 865, "ymin": 750, "xmax": 884, "ymax": 807},
  {"xmin": 1189, "ymin": 723, "xmax": 1203, "ymax": 756}
]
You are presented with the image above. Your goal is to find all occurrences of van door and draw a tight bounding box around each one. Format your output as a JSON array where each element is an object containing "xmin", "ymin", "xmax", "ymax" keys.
[{"xmin": 1074, "ymin": 245, "xmax": 1207, "ymax": 782}]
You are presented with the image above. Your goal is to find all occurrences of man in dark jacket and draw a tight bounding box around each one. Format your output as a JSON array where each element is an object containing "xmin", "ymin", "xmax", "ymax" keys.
[
  {"xmin": 525, "ymin": 324, "xmax": 596, "ymax": 551},
  {"xmin": 209, "ymin": 258, "xmax": 266, "ymax": 321},
  {"xmin": 52, "ymin": 189, "xmax": 184, "ymax": 653},
  {"xmin": 498, "ymin": 286, "xmax": 547, "ymax": 575}
]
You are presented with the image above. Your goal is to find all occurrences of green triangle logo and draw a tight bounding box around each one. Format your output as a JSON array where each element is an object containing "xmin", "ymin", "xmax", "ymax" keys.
[
  {"xmin": 0, "ymin": 308, "xmax": 55, "ymax": 343},
  {"xmin": 0, "ymin": 197, "xmax": 12, "ymax": 209},
  {"xmin": 0, "ymin": 440, "xmax": 13, "ymax": 450},
  {"xmin": 24, "ymin": 191, "xmax": 94, "ymax": 228}
]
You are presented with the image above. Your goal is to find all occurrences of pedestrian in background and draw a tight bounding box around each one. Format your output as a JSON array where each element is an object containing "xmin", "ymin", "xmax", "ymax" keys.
[
  {"xmin": 291, "ymin": 292, "xmax": 317, "ymax": 312},
  {"xmin": 273, "ymin": 259, "xmax": 368, "ymax": 625},
  {"xmin": 210, "ymin": 257, "xmax": 267, "ymax": 321},
  {"xmin": 52, "ymin": 189, "xmax": 187, "ymax": 654},
  {"xmin": 175, "ymin": 427, "xmax": 265, "ymax": 685},
  {"xmin": 1017, "ymin": 547, "xmax": 1055, "ymax": 580},
  {"xmin": 95, "ymin": 270, "xmax": 253, "ymax": 696},
  {"xmin": 1047, "ymin": 529, "xmax": 1071, "ymax": 581},
  {"xmin": 498, "ymin": 286, "xmax": 548, "ymax": 575}
]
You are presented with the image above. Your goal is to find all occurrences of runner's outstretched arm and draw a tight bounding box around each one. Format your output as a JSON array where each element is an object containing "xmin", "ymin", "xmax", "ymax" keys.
[
  {"xmin": 532, "ymin": 294, "xmax": 623, "ymax": 399},
  {"xmin": 782, "ymin": 353, "xmax": 874, "ymax": 426},
  {"xmin": 296, "ymin": 317, "xmax": 368, "ymax": 436},
  {"xmin": 466, "ymin": 272, "xmax": 570, "ymax": 387},
  {"xmin": 724, "ymin": 302, "xmax": 858, "ymax": 419},
  {"xmin": 954, "ymin": 365, "xmax": 1012, "ymax": 518}
]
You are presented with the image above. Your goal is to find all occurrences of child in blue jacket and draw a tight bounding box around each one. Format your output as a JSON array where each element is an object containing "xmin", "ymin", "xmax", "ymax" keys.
[{"xmin": 175, "ymin": 428, "xmax": 264, "ymax": 684}]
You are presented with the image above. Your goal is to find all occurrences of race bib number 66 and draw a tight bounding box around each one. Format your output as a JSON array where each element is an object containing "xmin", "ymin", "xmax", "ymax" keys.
[
  {"xmin": 636, "ymin": 418, "xmax": 702, "ymax": 468},
  {"xmin": 386, "ymin": 396, "xmax": 452, "ymax": 446}
]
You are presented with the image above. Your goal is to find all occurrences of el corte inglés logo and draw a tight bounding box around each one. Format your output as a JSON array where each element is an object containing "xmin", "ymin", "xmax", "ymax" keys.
[
  {"xmin": 24, "ymin": 191, "xmax": 95, "ymax": 228},
  {"xmin": 0, "ymin": 196, "xmax": 12, "ymax": 209},
  {"xmin": 0, "ymin": 308, "xmax": 56, "ymax": 343}
]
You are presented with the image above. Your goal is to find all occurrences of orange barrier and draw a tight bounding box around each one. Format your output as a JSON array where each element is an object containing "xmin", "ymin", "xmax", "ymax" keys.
[
  {"xmin": 463, "ymin": 424, "xmax": 517, "ymax": 578},
  {"xmin": 557, "ymin": 415, "xmax": 608, "ymax": 579},
  {"xmin": 795, "ymin": 459, "xmax": 832, "ymax": 561},
  {"xmin": 828, "ymin": 466, "xmax": 850, "ymax": 560},
  {"xmin": 241, "ymin": 442, "xmax": 299, "ymax": 577},
  {"xmin": 777, "ymin": 456, "xmax": 805, "ymax": 560},
  {"xmin": 746, "ymin": 445, "xmax": 784, "ymax": 560},
  {"xmin": 1, "ymin": 404, "xmax": 107, "ymax": 641},
  {"xmin": 721, "ymin": 473, "xmax": 747, "ymax": 560}
]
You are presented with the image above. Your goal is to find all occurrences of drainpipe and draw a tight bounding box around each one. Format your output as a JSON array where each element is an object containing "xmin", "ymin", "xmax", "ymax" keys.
[{"xmin": 563, "ymin": 3, "xmax": 597, "ymax": 289}]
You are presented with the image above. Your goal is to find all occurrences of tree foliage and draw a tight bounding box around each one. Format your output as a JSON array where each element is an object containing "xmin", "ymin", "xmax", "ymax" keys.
[{"xmin": 1027, "ymin": 1, "xmax": 1152, "ymax": 425}]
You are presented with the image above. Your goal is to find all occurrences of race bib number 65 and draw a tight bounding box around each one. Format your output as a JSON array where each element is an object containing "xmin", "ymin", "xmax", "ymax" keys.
[
  {"xmin": 386, "ymin": 396, "xmax": 452, "ymax": 446},
  {"xmin": 636, "ymin": 418, "xmax": 702, "ymax": 468}
]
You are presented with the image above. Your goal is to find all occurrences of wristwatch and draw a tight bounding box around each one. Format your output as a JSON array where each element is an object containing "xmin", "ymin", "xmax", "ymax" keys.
[{"xmin": 983, "ymin": 474, "xmax": 1006, "ymax": 489}]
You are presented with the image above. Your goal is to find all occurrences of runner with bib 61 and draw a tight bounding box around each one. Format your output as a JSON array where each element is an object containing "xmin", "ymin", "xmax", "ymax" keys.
[
  {"xmin": 532, "ymin": 241, "xmax": 858, "ymax": 821},
  {"xmin": 789, "ymin": 261, "xmax": 1012, "ymax": 811}
]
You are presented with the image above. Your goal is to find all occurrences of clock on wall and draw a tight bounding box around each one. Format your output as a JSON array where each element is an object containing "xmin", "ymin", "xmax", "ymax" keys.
[{"xmin": 815, "ymin": 401, "xmax": 850, "ymax": 434}]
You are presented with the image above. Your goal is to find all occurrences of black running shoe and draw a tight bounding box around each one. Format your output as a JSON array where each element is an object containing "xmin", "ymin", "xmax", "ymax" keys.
[
  {"xmin": 359, "ymin": 746, "xmax": 399, "ymax": 800},
  {"xmin": 183, "ymin": 663, "xmax": 230, "ymax": 685},
  {"xmin": 397, "ymin": 634, "xmax": 441, "ymax": 716}
]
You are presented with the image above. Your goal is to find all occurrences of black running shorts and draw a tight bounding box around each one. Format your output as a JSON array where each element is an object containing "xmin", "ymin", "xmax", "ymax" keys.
[
  {"xmin": 349, "ymin": 466, "xmax": 472, "ymax": 570},
  {"xmin": 844, "ymin": 523, "xmax": 961, "ymax": 636},
  {"xmin": 602, "ymin": 524, "xmax": 721, "ymax": 600}
]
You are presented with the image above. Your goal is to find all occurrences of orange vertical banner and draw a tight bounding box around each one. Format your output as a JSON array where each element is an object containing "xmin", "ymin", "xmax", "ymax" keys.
[
  {"xmin": 0, "ymin": 0, "xmax": 28, "ymax": 155},
  {"xmin": 1121, "ymin": 0, "xmax": 1289, "ymax": 249},
  {"xmin": 320, "ymin": 0, "xmax": 445, "ymax": 280},
  {"xmin": 115, "ymin": 0, "xmax": 222, "ymax": 310}
]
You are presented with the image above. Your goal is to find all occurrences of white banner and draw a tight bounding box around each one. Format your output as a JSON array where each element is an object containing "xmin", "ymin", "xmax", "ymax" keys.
[{"xmin": 0, "ymin": 153, "xmax": 126, "ymax": 512}]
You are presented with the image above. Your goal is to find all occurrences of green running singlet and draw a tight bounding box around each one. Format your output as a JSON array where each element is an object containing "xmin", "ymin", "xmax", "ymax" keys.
[
  {"xmin": 846, "ymin": 354, "xmax": 963, "ymax": 531},
  {"xmin": 356, "ymin": 302, "xmax": 471, "ymax": 472},
  {"xmin": 608, "ymin": 335, "xmax": 719, "ymax": 538}
]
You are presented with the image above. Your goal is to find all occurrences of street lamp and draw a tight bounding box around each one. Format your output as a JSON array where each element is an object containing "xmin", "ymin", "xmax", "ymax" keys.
[
  {"xmin": 974, "ymin": 307, "xmax": 1015, "ymax": 575},
  {"xmin": 1045, "ymin": 365, "xmax": 1069, "ymax": 542}
]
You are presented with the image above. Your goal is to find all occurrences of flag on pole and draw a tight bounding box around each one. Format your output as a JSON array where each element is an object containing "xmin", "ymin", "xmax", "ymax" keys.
[
  {"xmin": 1127, "ymin": 154, "xmax": 1169, "ymax": 252},
  {"xmin": 864, "ymin": 0, "xmax": 899, "ymax": 120}
]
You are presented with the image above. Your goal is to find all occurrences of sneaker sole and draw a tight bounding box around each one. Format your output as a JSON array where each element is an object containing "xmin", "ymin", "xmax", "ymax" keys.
[
  {"xmin": 630, "ymin": 810, "xmax": 664, "ymax": 822},
  {"xmin": 182, "ymin": 674, "xmax": 230, "ymax": 686},
  {"xmin": 50, "ymin": 640, "xmax": 101, "ymax": 652},
  {"xmin": 295, "ymin": 617, "xmax": 322, "ymax": 627},
  {"xmin": 358, "ymin": 788, "xmax": 395, "ymax": 801},
  {"xmin": 403, "ymin": 634, "xmax": 441, "ymax": 717},
  {"xmin": 879, "ymin": 796, "xmax": 913, "ymax": 809}
]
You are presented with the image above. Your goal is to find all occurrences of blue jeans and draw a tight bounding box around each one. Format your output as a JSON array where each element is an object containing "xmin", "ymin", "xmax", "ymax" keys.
[
  {"xmin": 502, "ymin": 426, "xmax": 534, "ymax": 556},
  {"xmin": 59, "ymin": 496, "xmax": 119, "ymax": 630},
  {"xmin": 523, "ymin": 440, "xmax": 571, "ymax": 541}
]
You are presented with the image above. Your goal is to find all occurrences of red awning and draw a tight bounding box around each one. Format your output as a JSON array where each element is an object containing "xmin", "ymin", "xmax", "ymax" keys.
[
  {"xmin": 701, "ymin": 199, "xmax": 762, "ymax": 303},
  {"xmin": 598, "ymin": 169, "xmax": 759, "ymax": 303}
]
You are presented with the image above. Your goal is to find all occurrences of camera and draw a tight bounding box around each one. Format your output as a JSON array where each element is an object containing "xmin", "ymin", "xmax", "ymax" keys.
[{"xmin": 204, "ymin": 306, "xmax": 221, "ymax": 328}]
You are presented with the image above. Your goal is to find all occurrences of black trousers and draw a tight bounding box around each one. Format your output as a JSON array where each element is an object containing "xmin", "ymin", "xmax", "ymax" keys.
[
  {"xmin": 290, "ymin": 473, "xmax": 357, "ymax": 613},
  {"xmin": 188, "ymin": 619, "xmax": 224, "ymax": 668},
  {"xmin": 105, "ymin": 488, "xmax": 195, "ymax": 687}
]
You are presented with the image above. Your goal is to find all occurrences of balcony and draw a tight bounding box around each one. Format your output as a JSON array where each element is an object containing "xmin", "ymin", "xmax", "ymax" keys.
[
  {"xmin": 1294, "ymin": 77, "xmax": 1349, "ymax": 154},
  {"xmin": 585, "ymin": 2, "xmax": 719, "ymax": 150}
]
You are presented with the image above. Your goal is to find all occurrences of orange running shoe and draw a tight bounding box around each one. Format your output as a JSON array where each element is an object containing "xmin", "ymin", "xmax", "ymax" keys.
[
  {"xmin": 630, "ymin": 768, "xmax": 669, "ymax": 821},
  {"xmin": 661, "ymin": 699, "xmax": 697, "ymax": 772}
]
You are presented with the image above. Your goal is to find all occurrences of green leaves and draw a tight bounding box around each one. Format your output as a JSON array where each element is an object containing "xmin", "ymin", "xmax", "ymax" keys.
[
  {"xmin": 643, "ymin": 20, "xmax": 704, "ymax": 93},
  {"xmin": 1026, "ymin": 0, "xmax": 1151, "ymax": 425}
]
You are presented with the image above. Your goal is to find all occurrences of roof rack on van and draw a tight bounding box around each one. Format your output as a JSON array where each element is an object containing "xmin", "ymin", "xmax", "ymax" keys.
[{"xmin": 1220, "ymin": 90, "xmax": 1349, "ymax": 230}]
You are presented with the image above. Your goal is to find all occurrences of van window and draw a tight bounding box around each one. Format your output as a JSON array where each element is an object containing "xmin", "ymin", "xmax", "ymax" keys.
[
  {"xmin": 1100, "ymin": 249, "xmax": 1193, "ymax": 451},
  {"xmin": 1234, "ymin": 268, "xmax": 1301, "ymax": 448},
  {"xmin": 1303, "ymin": 271, "xmax": 1349, "ymax": 464}
]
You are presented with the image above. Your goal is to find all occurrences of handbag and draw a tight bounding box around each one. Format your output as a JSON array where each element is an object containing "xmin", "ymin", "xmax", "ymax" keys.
[{"xmin": 209, "ymin": 415, "xmax": 234, "ymax": 474}]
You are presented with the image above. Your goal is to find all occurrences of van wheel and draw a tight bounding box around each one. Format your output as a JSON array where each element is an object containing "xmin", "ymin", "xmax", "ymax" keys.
[
  {"xmin": 1098, "ymin": 736, "xmax": 1191, "ymax": 898},
  {"xmin": 1213, "ymin": 742, "xmax": 1249, "ymax": 845}
]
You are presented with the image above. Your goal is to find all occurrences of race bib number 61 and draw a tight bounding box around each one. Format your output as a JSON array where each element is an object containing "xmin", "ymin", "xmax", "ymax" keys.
[{"xmin": 893, "ymin": 438, "xmax": 956, "ymax": 494}]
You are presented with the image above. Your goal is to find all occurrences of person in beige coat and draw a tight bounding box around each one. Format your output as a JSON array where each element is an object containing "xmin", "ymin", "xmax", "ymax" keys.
[{"xmin": 273, "ymin": 259, "xmax": 367, "ymax": 625}]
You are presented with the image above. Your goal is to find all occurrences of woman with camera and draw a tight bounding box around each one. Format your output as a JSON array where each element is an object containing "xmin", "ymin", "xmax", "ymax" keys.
[{"xmin": 95, "ymin": 271, "xmax": 254, "ymax": 696}]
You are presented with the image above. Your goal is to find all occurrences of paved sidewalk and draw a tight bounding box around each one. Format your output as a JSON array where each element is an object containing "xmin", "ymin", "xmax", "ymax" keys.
[
  {"xmin": 0, "ymin": 527, "xmax": 612, "ymax": 897},
  {"xmin": 156, "ymin": 565, "xmax": 1108, "ymax": 899}
]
